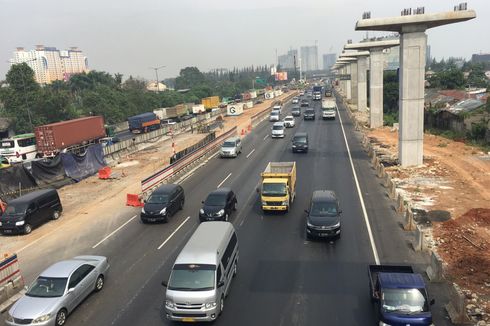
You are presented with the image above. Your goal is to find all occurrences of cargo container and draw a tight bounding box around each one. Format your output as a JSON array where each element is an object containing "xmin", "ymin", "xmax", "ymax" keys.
[
  {"xmin": 35, "ymin": 116, "xmax": 106, "ymax": 157},
  {"xmin": 192, "ymin": 104, "xmax": 206, "ymax": 114},
  {"xmin": 153, "ymin": 105, "xmax": 187, "ymax": 120},
  {"xmin": 227, "ymin": 103, "xmax": 244, "ymax": 116},
  {"xmin": 128, "ymin": 112, "xmax": 160, "ymax": 134},
  {"xmin": 202, "ymin": 96, "xmax": 220, "ymax": 110}
]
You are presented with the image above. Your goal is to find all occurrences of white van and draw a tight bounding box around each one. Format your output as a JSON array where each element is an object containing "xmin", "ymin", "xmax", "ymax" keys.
[
  {"xmin": 0, "ymin": 133, "xmax": 37, "ymax": 163},
  {"xmin": 271, "ymin": 122, "xmax": 285, "ymax": 138},
  {"xmin": 163, "ymin": 222, "xmax": 238, "ymax": 322}
]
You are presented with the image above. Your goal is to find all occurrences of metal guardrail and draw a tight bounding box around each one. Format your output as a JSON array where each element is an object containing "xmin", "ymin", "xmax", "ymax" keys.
[{"xmin": 140, "ymin": 127, "xmax": 237, "ymax": 196}]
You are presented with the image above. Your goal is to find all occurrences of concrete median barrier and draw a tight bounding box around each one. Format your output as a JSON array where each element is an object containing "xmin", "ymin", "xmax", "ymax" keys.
[
  {"xmin": 426, "ymin": 251, "xmax": 444, "ymax": 282},
  {"xmin": 413, "ymin": 224, "xmax": 431, "ymax": 251},
  {"xmin": 446, "ymin": 283, "xmax": 469, "ymax": 324}
]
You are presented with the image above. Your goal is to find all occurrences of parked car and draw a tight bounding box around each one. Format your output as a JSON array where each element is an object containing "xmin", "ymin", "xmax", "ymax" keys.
[
  {"xmin": 271, "ymin": 122, "xmax": 286, "ymax": 138},
  {"xmin": 292, "ymin": 132, "xmax": 309, "ymax": 153},
  {"xmin": 99, "ymin": 136, "xmax": 120, "ymax": 146},
  {"xmin": 141, "ymin": 184, "xmax": 185, "ymax": 223},
  {"xmin": 305, "ymin": 190, "xmax": 341, "ymax": 240},
  {"xmin": 283, "ymin": 116, "xmax": 295, "ymax": 128},
  {"xmin": 0, "ymin": 189, "xmax": 62, "ymax": 235},
  {"xmin": 5, "ymin": 256, "xmax": 109, "ymax": 326},
  {"xmin": 161, "ymin": 119, "xmax": 178, "ymax": 126},
  {"xmin": 199, "ymin": 188, "xmax": 237, "ymax": 222},
  {"xmin": 220, "ymin": 137, "xmax": 242, "ymax": 158},
  {"xmin": 269, "ymin": 110, "xmax": 280, "ymax": 122},
  {"xmin": 304, "ymin": 108, "xmax": 316, "ymax": 120},
  {"xmin": 291, "ymin": 107, "xmax": 301, "ymax": 117}
]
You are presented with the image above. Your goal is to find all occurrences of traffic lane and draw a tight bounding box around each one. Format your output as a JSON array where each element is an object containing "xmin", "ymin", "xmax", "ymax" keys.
[
  {"xmin": 62, "ymin": 105, "xmax": 296, "ymax": 325},
  {"xmin": 333, "ymin": 95, "xmax": 452, "ymax": 325},
  {"xmin": 96, "ymin": 109, "xmax": 301, "ymax": 325}
]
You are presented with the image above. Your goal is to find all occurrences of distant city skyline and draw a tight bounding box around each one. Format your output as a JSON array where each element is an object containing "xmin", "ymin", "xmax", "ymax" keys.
[{"xmin": 0, "ymin": 0, "xmax": 488, "ymax": 80}]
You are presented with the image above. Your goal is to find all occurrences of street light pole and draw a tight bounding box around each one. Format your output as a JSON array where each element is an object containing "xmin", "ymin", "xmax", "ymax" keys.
[{"xmin": 149, "ymin": 65, "xmax": 166, "ymax": 93}]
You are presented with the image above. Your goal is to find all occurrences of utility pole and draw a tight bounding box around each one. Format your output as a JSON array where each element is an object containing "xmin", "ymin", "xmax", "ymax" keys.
[{"xmin": 149, "ymin": 65, "xmax": 166, "ymax": 93}]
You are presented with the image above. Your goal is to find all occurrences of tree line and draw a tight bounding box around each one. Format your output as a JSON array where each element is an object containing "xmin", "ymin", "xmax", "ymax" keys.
[{"xmin": 0, "ymin": 64, "xmax": 278, "ymax": 134}]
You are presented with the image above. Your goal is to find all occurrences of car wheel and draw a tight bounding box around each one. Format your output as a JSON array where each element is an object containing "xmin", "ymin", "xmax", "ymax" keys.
[
  {"xmin": 23, "ymin": 223, "xmax": 32, "ymax": 235},
  {"xmin": 179, "ymin": 198, "xmax": 185, "ymax": 210},
  {"xmin": 52, "ymin": 210, "xmax": 61, "ymax": 220},
  {"xmin": 219, "ymin": 295, "xmax": 225, "ymax": 315},
  {"xmin": 55, "ymin": 309, "xmax": 67, "ymax": 326},
  {"xmin": 95, "ymin": 275, "xmax": 104, "ymax": 292}
]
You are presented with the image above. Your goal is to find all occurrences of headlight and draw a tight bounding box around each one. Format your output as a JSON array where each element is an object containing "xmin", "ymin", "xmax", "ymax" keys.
[
  {"xmin": 160, "ymin": 207, "xmax": 167, "ymax": 215},
  {"xmin": 165, "ymin": 300, "xmax": 175, "ymax": 308},
  {"xmin": 261, "ymin": 201, "xmax": 267, "ymax": 206},
  {"xmin": 0, "ymin": 221, "xmax": 2, "ymax": 226},
  {"xmin": 292, "ymin": 145, "xmax": 297, "ymax": 148},
  {"xmin": 331, "ymin": 222, "xmax": 341, "ymax": 228},
  {"xmin": 33, "ymin": 314, "xmax": 51, "ymax": 323},
  {"xmin": 141, "ymin": 207, "xmax": 146, "ymax": 214},
  {"xmin": 379, "ymin": 322, "xmax": 391, "ymax": 326},
  {"xmin": 307, "ymin": 221, "xmax": 314, "ymax": 228},
  {"xmin": 216, "ymin": 209, "xmax": 225, "ymax": 216},
  {"xmin": 205, "ymin": 302, "xmax": 217, "ymax": 309},
  {"xmin": 281, "ymin": 201, "xmax": 288, "ymax": 206},
  {"xmin": 15, "ymin": 221, "xmax": 25, "ymax": 226},
  {"xmin": 199, "ymin": 209, "xmax": 204, "ymax": 214}
]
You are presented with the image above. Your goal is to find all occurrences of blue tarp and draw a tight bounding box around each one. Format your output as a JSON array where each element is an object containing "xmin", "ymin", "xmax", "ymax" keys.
[{"xmin": 61, "ymin": 144, "xmax": 106, "ymax": 181}]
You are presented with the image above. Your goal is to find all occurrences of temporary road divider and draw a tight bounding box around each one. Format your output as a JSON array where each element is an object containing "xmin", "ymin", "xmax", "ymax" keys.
[
  {"xmin": 126, "ymin": 194, "xmax": 143, "ymax": 207},
  {"xmin": 98, "ymin": 167, "xmax": 112, "ymax": 179}
]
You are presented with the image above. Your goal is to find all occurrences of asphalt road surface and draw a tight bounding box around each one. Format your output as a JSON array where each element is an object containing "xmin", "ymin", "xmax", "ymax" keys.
[{"xmin": 2, "ymin": 95, "xmax": 451, "ymax": 325}]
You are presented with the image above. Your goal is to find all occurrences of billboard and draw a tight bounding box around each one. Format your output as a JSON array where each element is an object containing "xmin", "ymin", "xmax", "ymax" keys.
[{"xmin": 275, "ymin": 72, "xmax": 288, "ymax": 81}]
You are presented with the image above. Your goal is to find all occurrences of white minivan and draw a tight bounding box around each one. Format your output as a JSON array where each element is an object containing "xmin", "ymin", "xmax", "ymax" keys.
[
  {"xmin": 163, "ymin": 222, "xmax": 238, "ymax": 322},
  {"xmin": 271, "ymin": 122, "xmax": 285, "ymax": 138}
]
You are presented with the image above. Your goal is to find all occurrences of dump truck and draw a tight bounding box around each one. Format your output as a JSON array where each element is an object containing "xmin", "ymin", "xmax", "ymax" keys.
[
  {"xmin": 368, "ymin": 265, "xmax": 434, "ymax": 326},
  {"xmin": 202, "ymin": 96, "xmax": 220, "ymax": 111},
  {"xmin": 259, "ymin": 162, "xmax": 296, "ymax": 212},
  {"xmin": 128, "ymin": 112, "xmax": 161, "ymax": 134},
  {"xmin": 35, "ymin": 116, "xmax": 106, "ymax": 157}
]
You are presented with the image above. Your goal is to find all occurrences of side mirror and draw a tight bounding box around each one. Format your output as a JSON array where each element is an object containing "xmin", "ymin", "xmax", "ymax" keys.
[
  {"xmin": 201, "ymin": 200, "xmax": 205, "ymax": 204},
  {"xmin": 143, "ymin": 200, "xmax": 147, "ymax": 203},
  {"xmin": 24, "ymin": 285, "xmax": 28, "ymax": 291},
  {"xmin": 430, "ymin": 299, "xmax": 435, "ymax": 306},
  {"xmin": 304, "ymin": 210, "xmax": 309, "ymax": 214},
  {"xmin": 67, "ymin": 288, "xmax": 75, "ymax": 294},
  {"xmin": 338, "ymin": 209, "xmax": 343, "ymax": 214},
  {"xmin": 217, "ymin": 281, "xmax": 225, "ymax": 288},
  {"xmin": 161, "ymin": 281, "xmax": 168, "ymax": 287}
]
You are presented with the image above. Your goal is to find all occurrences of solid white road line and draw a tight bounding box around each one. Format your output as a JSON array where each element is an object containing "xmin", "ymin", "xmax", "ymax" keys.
[
  {"xmin": 263, "ymin": 135, "xmax": 269, "ymax": 140},
  {"xmin": 217, "ymin": 173, "xmax": 232, "ymax": 188},
  {"xmin": 336, "ymin": 105, "xmax": 381, "ymax": 265},
  {"xmin": 157, "ymin": 216, "xmax": 191, "ymax": 250},
  {"xmin": 92, "ymin": 215, "xmax": 138, "ymax": 249},
  {"xmin": 246, "ymin": 148, "xmax": 256, "ymax": 158}
]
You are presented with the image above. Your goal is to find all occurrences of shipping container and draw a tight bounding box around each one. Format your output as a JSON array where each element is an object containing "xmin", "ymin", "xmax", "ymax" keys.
[
  {"xmin": 226, "ymin": 103, "xmax": 244, "ymax": 116},
  {"xmin": 202, "ymin": 96, "xmax": 220, "ymax": 110},
  {"xmin": 192, "ymin": 104, "xmax": 206, "ymax": 114},
  {"xmin": 128, "ymin": 112, "xmax": 160, "ymax": 133},
  {"xmin": 35, "ymin": 116, "xmax": 106, "ymax": 157}
]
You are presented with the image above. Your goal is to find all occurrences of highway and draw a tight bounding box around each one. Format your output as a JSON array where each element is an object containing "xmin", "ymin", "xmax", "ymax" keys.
[{"xmin": 1, "ymin": 95, "xmax": 450, "ymax": 325}]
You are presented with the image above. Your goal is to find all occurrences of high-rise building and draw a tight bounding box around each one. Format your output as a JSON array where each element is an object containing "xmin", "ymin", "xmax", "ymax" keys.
[
  {"xmin": 300, "ymin": 46, "xmax": 318, "ymax": 72},
  {"xmin": 10, "ymin": 46, "xmax": 89, "ymax": 84},
  {"xmin": 322, "ymin": 53, "xmax": 336, "ymax": 70},
  {"xmin": 278, "ymin": 49, "xmax": 298, "ymax": 70},
  {"xmin": 472, "ymin": 53, "xmax": 490, "ymax": 63}
]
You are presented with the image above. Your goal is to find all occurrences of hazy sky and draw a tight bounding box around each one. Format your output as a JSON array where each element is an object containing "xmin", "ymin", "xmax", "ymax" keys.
[{"xmin": 0, "ymin": 0, "xmax": 488, "ymax": 81}]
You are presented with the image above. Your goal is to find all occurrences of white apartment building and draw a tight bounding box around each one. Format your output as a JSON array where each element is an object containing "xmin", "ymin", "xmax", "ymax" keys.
[{"xmin": 11, "ymin": 45, "xmax": 89, "ymax": 84}]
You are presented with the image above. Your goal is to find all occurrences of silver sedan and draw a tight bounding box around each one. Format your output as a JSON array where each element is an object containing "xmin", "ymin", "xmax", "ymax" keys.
[{"xmin": 6, "ymin": 255, "xmax": 109, "ymax": 326}]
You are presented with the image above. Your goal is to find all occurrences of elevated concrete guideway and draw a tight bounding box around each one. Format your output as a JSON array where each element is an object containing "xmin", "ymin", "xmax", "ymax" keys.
[
  {"xmin": 345, "ymin": 40, "xmax": 400, "ymax": 128},
  {"xmin": 355, "ymin": 8, "xmax": 476, "ymax": 167}
]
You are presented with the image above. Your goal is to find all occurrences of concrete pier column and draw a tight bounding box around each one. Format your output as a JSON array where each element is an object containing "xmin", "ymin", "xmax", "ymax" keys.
[
  {"xmin": 357, "ymin": 56, "xmax": 368, "ymax": 111},
  {"xmin": 345, "ymin": 65, "xmax": 352, "ymax": 100},
  {"xmin": 370, "ymin": 48, "xmax": 384, "ymax": 128},
  {"xmin": 350, "ymin": 61, "xmax": 358, "ymax": 104},
  {"xmin": 399, "ymin": 29, "xmax": 426, "ymax": 166}
]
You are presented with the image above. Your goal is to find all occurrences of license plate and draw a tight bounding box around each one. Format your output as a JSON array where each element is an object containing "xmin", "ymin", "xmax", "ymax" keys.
[
  {"xmin": 182, "ymin": 317, "xmax": 195, "ymax": 322},
  {"xmin": 3, "ymin": 230, "xmax": 12, "ymax": 233},
  {"xmin": 149, "ymin": 218, "xmax": 156, "ymax": 222}
]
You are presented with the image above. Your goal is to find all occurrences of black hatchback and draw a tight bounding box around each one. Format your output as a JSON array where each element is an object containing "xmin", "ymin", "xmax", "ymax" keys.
[
  {"xmin": 305, "ymin": 190, "xmax": 341, "ymax": 240},
  {"xmin": 141, "ymin": 184, "xmax": 185, "ymax": 223},
  {"xmin": 199, "ymin": 188, "xmax": 237, "ymax": 222}
]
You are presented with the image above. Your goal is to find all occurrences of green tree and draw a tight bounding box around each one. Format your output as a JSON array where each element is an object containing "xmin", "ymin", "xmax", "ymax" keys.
[{"xmin": 175, "ymin": 67, "xmax": 206, "ymax": 90}]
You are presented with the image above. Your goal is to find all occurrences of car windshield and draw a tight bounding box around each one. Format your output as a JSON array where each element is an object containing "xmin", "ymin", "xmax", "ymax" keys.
[
  {"xmin": 285, "ymin": 117, "xmax": 293, "ymax": 121},
  {"xmin": 311, "ymin": 201, "xmax": 337, "ymax": 216},
  {"xmin": 168, "ymin": 264, "xmax": 216, "ymax": 291},
  {"xmin": 273, "ymin": 125, "xmax": 284, "ymax": 130},
  {"xmin": 262, "ymin": 183, "xmax": 287, "ymax": 196},
  {"xmin": 205, "ymin": 194, "xmax": 226, "ymax": 206},
  {"xmin": 294, "ymin": 136, "xmax": 307, "ymax": 144},
  {"xmin": 222, "ymin": 141, "xmax": 236, "ymax": 148},
  {"xmin": 271, "ymin": 111, "xmax": 279, "ymax": 116},
  {"xmin": 0, "ymin": 140, "xmax": 14, "ymax": 149},
  {"xmin": 26, "ymin": 277, "xmax": 67, "ymax": 298},
  {"xmin": 306, "ymin": 110, "xmax": 314, "ymax": 114},
  {"xmin": 4, "ymin": 204, "xmax": 27, "ymax": 215},
  {"xmin": 382, "ymin": 288, "xmax": 429, "ymax": 314},
  {"xmin": 147, "ymin": 194, "xmax": 169, "ymax": 204}
]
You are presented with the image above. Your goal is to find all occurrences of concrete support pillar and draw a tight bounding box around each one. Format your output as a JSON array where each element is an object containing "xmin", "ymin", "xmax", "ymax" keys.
[
  {"xmin": 399, "ymin": 29, "xmax": 427, "ymax": 166},
  {"xmin": 350, "ymin": 61, "xmax": 358, "ymax": 104},
  {"xmin": 370, "ymin": 49, "xmax": 384, "ymax": 128},
  {"xmin": 357, "ymin": 56, "xmax": 368, "ymax": 111},
  {"xmin": 345, "ymin": 65, "xmax": 352, "ymax": 100}
]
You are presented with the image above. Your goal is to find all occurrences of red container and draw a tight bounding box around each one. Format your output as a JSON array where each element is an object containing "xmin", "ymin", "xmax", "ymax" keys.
[{"xmin": 35, "ymin": 116, "xmax": 106, "ymax": 156}]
